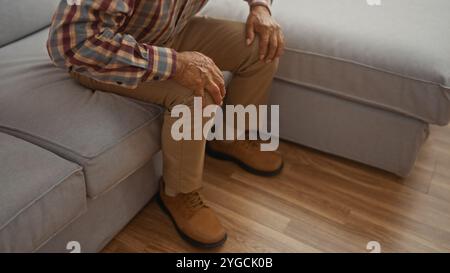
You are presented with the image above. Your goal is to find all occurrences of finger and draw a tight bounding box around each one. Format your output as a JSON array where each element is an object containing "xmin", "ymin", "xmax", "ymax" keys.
[
  {"xmin": 246, "ymin": 19, "xmax": 256, "ymax": 46},
  {"xmin": 219, "ymin": 80, "xmax": 226, "ymax": 98},
  {"xmin": 209, "ymin": 63, "xmax": 226, "ymax": 96},
  {"xmin": 204, "ymin": 57, "xmax": 225, "ymax": 98},
  {"xmin": 211, "ymin": 63, "xmax": 224, "ymax": 82},
  {"xmin": 216, "ymin": 77, "xmax": 226, "ymax": 98},
  {"xmin": 265, "ymin": 33, "xmax": 279, "ymax": 62},
  {"xmin": 275, "ymin": 31, "xmax": 285, "ymax": 58},
  {"xmin": 211, "ymin": 69, "xmax": 226, "ymax": 98},
  {"xmin": 259, "ymin": 32, "xmax": 270, "ymax": 61},
  {"xmin": 212, "ymin": 74, "xmax": 226, "ymax": 99},
  {"xmin": 205, "ymin": 81, "xmax": 223, "ymax": 105}
]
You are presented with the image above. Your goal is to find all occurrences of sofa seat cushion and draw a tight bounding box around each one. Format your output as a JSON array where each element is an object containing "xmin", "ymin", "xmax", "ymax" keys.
[
  {"xmin": 0, "ymin": 0, "xmax": 59, "ymax": 47},
  {"xmin": 0, "ymin": 133, "xmax": 86, "ymax": 252},
  {"xmin": 0, "ymin": 28, "xmax": 163, "ymax": 198},
  {"xmin": 201, "ymin": 0, "xmax": 450, "ymax": 125}
]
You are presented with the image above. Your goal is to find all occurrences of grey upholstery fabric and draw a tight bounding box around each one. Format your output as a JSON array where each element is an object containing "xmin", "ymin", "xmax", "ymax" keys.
[
  {"xmin": 0, "ymin": 29, "xmax": 163, "ymax": 198},
  {"xmin": 38, "ymin": 154, "xmax": 162, "ymax": 253},
  {"xmin": 270, "ymin": 79, "xmax": 429, "ymax": 176},
  {"xmin": 201, "ymin": 0, "xmax": 450, "ymax": 125},
  {"xmin": 0, "ymin": 132, "xmax": 86, "ymax": 252},
  {"xmin": 0, "ymin": 0, "xmax": 59, "ymax": 47}
]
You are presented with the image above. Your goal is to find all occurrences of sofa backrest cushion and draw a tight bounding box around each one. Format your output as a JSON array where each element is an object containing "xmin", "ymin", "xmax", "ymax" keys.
[{"xmin": 0, "ymin": 0, "xmax": 60, "ymax": 47}]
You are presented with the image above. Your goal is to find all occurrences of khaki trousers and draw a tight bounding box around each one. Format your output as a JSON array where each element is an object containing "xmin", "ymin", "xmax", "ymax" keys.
[{"xmin": 71, "ymin": 17, "xmax": 278, "ymax": 195}]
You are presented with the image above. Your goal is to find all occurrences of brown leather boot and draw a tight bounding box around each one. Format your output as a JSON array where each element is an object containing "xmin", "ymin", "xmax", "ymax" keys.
[
  {"xmin": 206, "ymin": 139, "xmax": 284, "ymax": 177},
  {"xmin": 157, "ymin": 182, "xmax": 227, "ymax": 248}
]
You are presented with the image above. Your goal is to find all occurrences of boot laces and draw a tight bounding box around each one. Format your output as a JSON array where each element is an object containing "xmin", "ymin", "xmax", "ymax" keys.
[{"xmin": 184, "ymin": 192, "xmax": 206, "ymax": 210}]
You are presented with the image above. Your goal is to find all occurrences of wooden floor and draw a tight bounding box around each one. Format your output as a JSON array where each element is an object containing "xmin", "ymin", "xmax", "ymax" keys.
[{"xmin": 103, "ymin": 125, "xmax": 450, "ymax": 253}]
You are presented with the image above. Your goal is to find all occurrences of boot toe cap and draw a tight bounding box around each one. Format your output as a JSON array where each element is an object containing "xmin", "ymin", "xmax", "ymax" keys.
[{"xmin": 187, "ymin": 208, "xmax": 227, "ymax": 244}]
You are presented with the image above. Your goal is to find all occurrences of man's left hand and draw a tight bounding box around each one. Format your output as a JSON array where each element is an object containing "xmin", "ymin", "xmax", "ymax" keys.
[{"xmin": 246, "ymin": 5, "xmax": 285, "ymax": 63}]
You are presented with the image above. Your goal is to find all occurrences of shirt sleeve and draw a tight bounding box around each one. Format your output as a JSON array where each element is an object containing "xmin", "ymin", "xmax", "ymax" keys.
[
  {"xmin": 47, "ymin": 0, "xmax": 176, "ymax": 89},
  {"xmin": 245, "ymin": 0, "xmax": 272, "ymax": 12}
]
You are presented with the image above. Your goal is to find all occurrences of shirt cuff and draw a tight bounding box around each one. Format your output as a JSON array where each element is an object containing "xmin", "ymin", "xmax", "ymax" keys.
[
  {"xmin": 247, "ymin": 0, "xmax": 272, "ymax": 14},
  {"xmin": 143, "ymin": 45, "xmax": 177, "ymax": 82}
]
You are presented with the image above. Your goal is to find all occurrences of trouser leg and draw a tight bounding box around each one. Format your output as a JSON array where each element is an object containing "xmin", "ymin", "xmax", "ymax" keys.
[
  {"xmin": 70, "ymin": 72, "xmax": 214, "ymax": 195},
  {"xmin": 171, "ymin": 16, "xmax": 279, "ymax": 137}
]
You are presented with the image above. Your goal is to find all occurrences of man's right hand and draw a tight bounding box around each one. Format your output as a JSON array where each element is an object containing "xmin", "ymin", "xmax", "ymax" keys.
[{"xmin": 173, "ymin": 51, "xmax": 226, "ymax": 105}]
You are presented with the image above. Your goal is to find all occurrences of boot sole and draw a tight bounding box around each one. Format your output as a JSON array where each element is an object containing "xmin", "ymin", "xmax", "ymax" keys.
[
  {"xmin": 156, "ymin": 193, "xmax": 227, "ymax": 249},
  {"xmin": 206, "ymin": 145, "xmax": 284, "ymax": 177}
]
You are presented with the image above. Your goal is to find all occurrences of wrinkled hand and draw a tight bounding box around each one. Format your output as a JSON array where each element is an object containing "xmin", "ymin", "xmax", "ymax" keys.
[
  {"xmin": 246, "ymin": 6, "xmax": 285, "ymax": 63},
  {"xmin": 173, "ymin": 51, "xmax": 225, "ymax": 105}
]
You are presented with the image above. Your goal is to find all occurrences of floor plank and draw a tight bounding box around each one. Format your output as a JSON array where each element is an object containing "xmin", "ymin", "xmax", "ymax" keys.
[{"xmin": 103, "ymin": 125, "xmax": 450, "ymax": 253}]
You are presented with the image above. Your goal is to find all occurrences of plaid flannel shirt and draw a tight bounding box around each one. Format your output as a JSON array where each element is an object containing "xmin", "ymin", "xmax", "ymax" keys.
[{"xmin": 47, "ymin": 0, "xmax": 271, "ymax": 88}]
